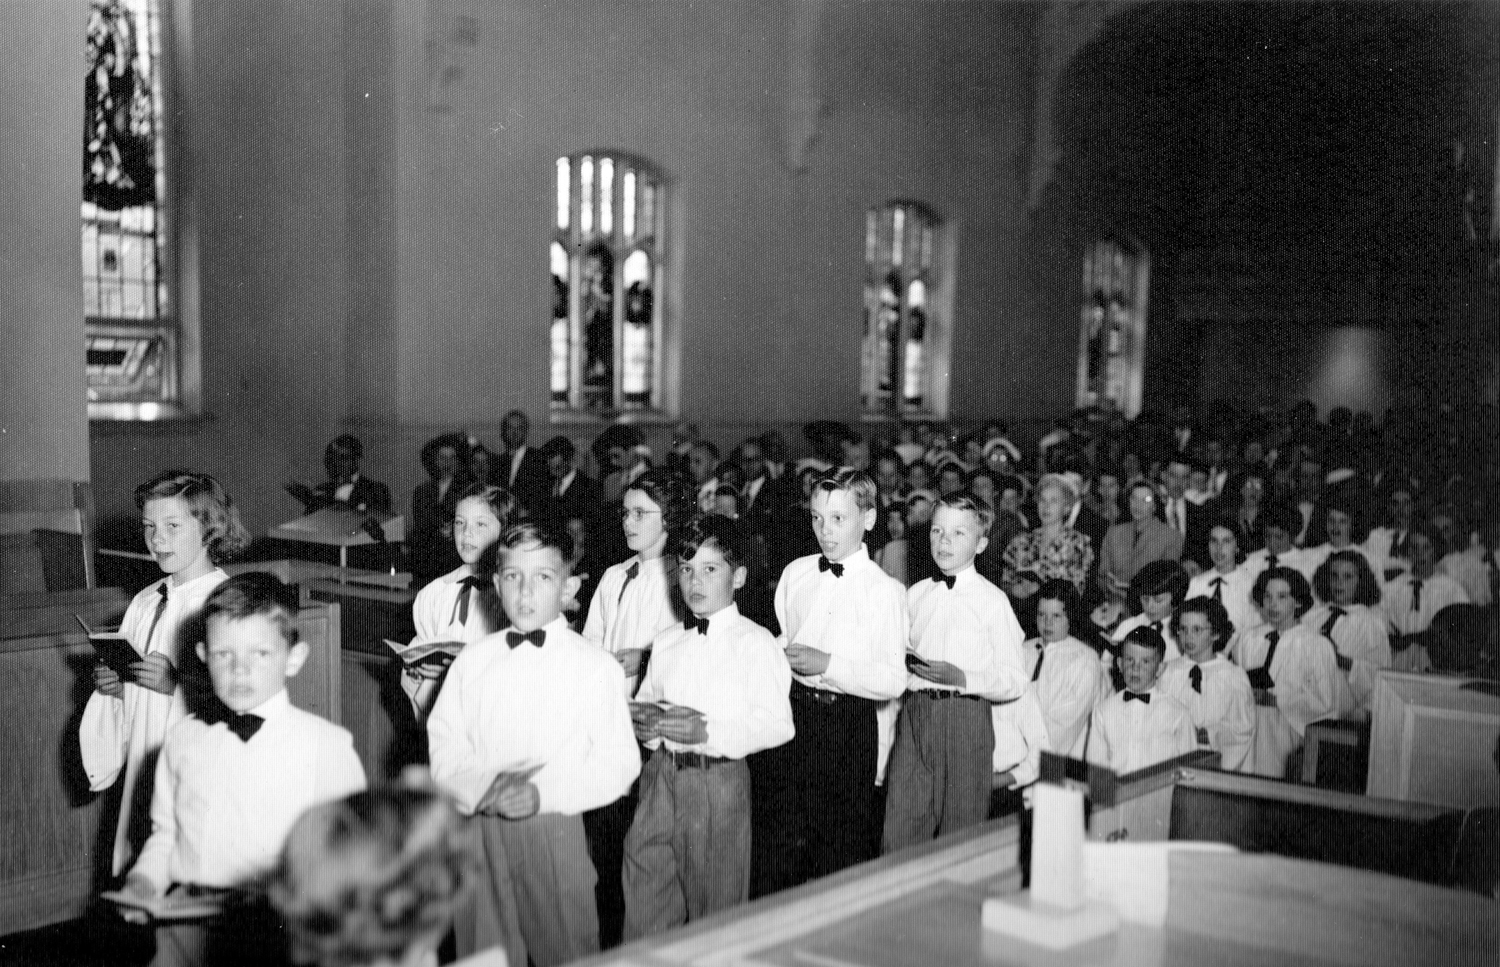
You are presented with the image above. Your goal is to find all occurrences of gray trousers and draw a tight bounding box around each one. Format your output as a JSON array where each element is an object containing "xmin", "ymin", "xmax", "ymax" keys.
[
  {"xmin": 622, "ymin": 749, "xmax": 752, "ymax": 940},
  {"xmin": 455, "ymin": 811, "xmax": 599, "ymax": 967},
  {"xmin": 881, "ymin": 691, "xmax": 995, "ymax": 854}
]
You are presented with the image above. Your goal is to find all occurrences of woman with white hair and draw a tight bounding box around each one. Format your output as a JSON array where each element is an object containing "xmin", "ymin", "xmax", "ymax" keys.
[{"xmin": 1001, "ymin": 473, "xmax": 1095, "ymax": 599}]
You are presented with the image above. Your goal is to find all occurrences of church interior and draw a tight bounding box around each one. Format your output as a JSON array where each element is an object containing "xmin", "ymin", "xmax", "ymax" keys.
[{"xmin": 1, "ymin": 1, "xmax": 1498, "ymax": 964}]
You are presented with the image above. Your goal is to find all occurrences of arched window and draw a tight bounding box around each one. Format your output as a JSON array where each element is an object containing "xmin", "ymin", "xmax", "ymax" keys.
[
  {"xmin": 1075, "ymin": 238, "xmax": 1149, "ymax": 416},
  {"xmin": 552, "ymin": 153, "xmax": 665, "ymax": 413},
  {"xmin": 863, "ymin": 202, "xmax": 944, "ymax": 415},
  {"xmin": 84, "ymin": 0, "xmax": 187, "ymax": 420}
]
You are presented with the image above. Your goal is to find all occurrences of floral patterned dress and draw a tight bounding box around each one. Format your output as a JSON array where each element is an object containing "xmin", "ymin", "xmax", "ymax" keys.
[{"xmin": 1002, "ymin": 527, "xmax": 1095, "ymax": 591}]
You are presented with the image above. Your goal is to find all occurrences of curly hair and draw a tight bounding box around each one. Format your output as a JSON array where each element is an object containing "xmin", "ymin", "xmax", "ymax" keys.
[
  {"xmin": 625, "ymin": 466, "xmax": 698, "ymax": 547},
  {"xmin": 134, "ymin": 470, "xmax": 250, "ymax": 565},
  {"xmin": 270, "ymin": 788, "xmax": 476, "ymax": 967},
  {"xmin": 1174, "ymin": 596, "xmax": 1235, "ymax": 652}
]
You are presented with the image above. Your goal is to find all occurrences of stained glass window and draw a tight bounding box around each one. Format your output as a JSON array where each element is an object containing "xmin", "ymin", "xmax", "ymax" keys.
[
  {"xmin": 1075, "ymin": 238, "xmax": 1149, "ymax": 416},
  {"xmin": 552, "ymin": 153, "xmax": 665, "ymax": 412},
  {"xmin": 863, "ymin": 202, "xmax": 940, "ymax": 413},
  {"xmin": 84, "ymin": 0, "xmax": 178, "ymax": 417}
]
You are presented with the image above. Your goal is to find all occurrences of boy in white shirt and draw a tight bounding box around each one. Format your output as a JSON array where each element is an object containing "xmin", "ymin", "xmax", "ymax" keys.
[
  {"xmin": 882, "ymin": 493, "xmax": 1029, "ymax": 853},
  {"xmin": 119, "ymin": 573, "xmax": 366, "ymax": 967},
  {"xmin": 752, "ymin": 469, "xmax": 908, "ymax": 895},
  {"xmin": 622, "ymin": 515, "xmax": 794, "ymax": 938},
  {"xmin": 1087, "ymin": 625, "xmax": 1197, "ymax": 774},
  {"xmin": 429, "ymin": 522, "xmax": 640, "ymax": 967}
]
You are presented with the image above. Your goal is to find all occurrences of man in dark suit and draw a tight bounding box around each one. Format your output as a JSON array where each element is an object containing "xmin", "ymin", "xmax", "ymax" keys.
[
  {"xmin": 288, "ymin": 434, "xmax": 392, "ymax": 515},
  {"xmin": 1161, "ymin": 457, "xmax": 1210, "ymax": 572},
  {"xmin": 498, "ymin": 410, "xmax": 550, "ymax": 513},
  {"xmin": 538, "ymin": 435, "xmax": 602, "ymax": 522}
]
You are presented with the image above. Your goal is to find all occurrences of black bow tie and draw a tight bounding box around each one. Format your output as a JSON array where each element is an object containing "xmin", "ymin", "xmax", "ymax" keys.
[
  {"xmin": 205, "ymin": 702, "xmax": 264, "ymax": 742},
  {"xmin": 450, "ymin": 575, "xmax": 487, "ymax": 626},
  {"xmin": 1189, "ymin": 665, "xmax": 1203, "ymax": 694},
  {"xmin": 818, "ymin": 556, "xmax": 844, "ymax": 577},
  {"xmin": 684, "ymin": 615, "xmax": 710, "ymax": 635},
  {"xmin": 935, "ymin": 573, "xmax": 956, "ymax": 589},
  {"xmin": 618, "ymin": 561, "xmax": 641, "ymax": 604},
  {"xmin": 506, "ymin": 629, "xmax": 546, "ymax": 649},
  {"xmin": 1123, "ymin": 690, "xmax": 1152, "ymax": 704}
]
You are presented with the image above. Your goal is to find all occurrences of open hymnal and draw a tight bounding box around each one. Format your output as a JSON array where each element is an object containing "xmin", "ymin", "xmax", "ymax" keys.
[
  {"xmin": 383, "ymin": 638, "xmax": 464, "ymax": 669},
  {"xmin": 100, "ymin": 887, "xmax": 235, "ymax": 922},
  {"xmin": 75, "ymin": 615, "xmax": 141, "ymax": 681}
]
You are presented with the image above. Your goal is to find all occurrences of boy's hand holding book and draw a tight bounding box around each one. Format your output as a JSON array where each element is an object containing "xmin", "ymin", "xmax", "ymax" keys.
[
  {"xmin": 615, "ymin": 647, "xmax": 647, "ymax": 677},
  {"xmin": 908, "ymin": 653, "xmax": 966, "ymax": 688},
  {"xmin": 652, "ymin": 704, "xmax": 707, "ymax": 745},
  {"xmin": 477, "ymin": 763, "xmax": 544, "ymax": 819}
]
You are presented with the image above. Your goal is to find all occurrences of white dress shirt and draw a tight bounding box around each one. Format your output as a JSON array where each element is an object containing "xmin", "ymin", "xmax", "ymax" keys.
[
  {"xmin": 774, "ymin": 545, "xmax": 908, "ymax": 701},
  {"xmin": 1021, "ymin": 635, "xmax": 1103, "ymax": 757},
  {"xmin": 1085, "ymin": 685, "xmax": 1196, "ymax": 775},
  {"xmin": 1157, "ymin": 655, "xmax": 1255, "ymax": 772},
  {"xmin": 80, "ymin": 568, "xmax": 228, "ymax": 875},
  {"xmin": 428, "ymin": 617, "xmax": 640, "ymax": 816},
  {"xmin": 129, "ymin": 689, "xmax": 366, "ymax": 892},
  {"xmin": 905, "ymin": 567, "xmax": 1027, "ymax": 701},
  {"xmin": 991, "ymin": 689, "xmax": 1051, "ymax": 784},
  {"xmin": 584, "ymin": 554, "xmax": 680, "ymax": 694},
  {"xmin": 1187, "ymin": 566, "xmax": 1259, "ymax": 643},
  {"xmin": 1302, "ymin": 602, "xmax": 1391, "ymax": 716},
  {"xmin": 636, "ymin": 603, "xmax": 794, "ymax": 760}
]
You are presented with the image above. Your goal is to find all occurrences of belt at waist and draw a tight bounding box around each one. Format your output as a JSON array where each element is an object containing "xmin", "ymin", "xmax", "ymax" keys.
[
  {"xmin": 655, "ymin": 747, "xmax": 732, "ymax": 770},
  {"xmin": 909, "ymin": 688, "xmax": 984, "ymax": 701},
  {"xmin": 791, "ymin": 681, "xmax": 874, "ymax": 707}
]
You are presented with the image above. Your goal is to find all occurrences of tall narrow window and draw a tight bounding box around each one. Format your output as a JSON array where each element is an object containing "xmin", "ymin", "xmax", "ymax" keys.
[
  {"xmin": 863, "ymin": 202, "xmax": 942, "ymax": 415},
  {"xmin": 552, "ymin": 153, "xmax": 665, "ymax": 413},
  {"xmin": 84, "ymin": 0, "xmax": 179, "ymax": 419},
  {"xmin": 1075, "ymin": 238, "xmax": 1149, "ymax": 416}
]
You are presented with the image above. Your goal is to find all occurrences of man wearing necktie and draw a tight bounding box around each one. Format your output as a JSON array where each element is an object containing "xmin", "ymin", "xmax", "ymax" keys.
[
  {"xmin": 1385, "ymin": 527, "xmax": 1470, "ymax": 673},
  {"xmin": 1085, "ymin": 625, "xmax": 1195, "ymax": 773}
]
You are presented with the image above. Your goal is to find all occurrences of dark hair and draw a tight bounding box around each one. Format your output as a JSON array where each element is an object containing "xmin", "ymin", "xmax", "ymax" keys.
[
  {"xmin": 1319, "ymin": 492, "xmax": 1368, "ymax": 544},
  {"xmin": 934, "ymin": 491, "xmax": 996, "ymax": 532},
  {"xmin": 420, "ymin": 433, "xmax": 470, "ymax": 480},
  {"xmin": 690, "ymin": 440, "xmax": 721, "ymax": 462},
  {"xmin": 1174, "ymin": 596, "xmax": 1235, "ymax": 652},
  {"xmin": 1260, "ymin": 501, "xmax": 1303, "ymax": 538},
  {"xmin": 327, "ymin": 434, "xmax": 363, "ymax": 460},
  {"xmin": 493, "ymin": 521, "xmax": 572, "ymax": 575},
  {"xmin": 1253, "ymin": 565, "xmax": 1315, "ymax": 617},
  {"xmin": 1312, "ymin": 550, "xmax": 1381, "ymax": 606},
  {"xmin": 936, "ymin": 461, "xmax": 966, "ymax": 483},
  {"xmin": 1406, "ymin": 522, "xmax": 1447, "ymax": 560},
  {"xmin": 1426, "ymin": 604, "xmax": 1488, "ymax": 674},
  {"xmin": 1121, "ymin": 623, "xmax": 1167, "ymax": 659},
  {"xmin": 1036, "ymin": 578, "xmax": 1090, "ymax": 635},
  {"xmin": 1128, "ymin": 559, "xmax": 1189, "ymax": 612},
  {"xmin": 134, "ymin": 470, "xmax": 251, "ymax": 565},
  {"xmin": 202, "ymin": 572, "xmax": 300, "ymax": 649},
  {"xmin": 813, "ymin": 467, "xmax": 879, "ymax": 513},
  {"xmin": 271, "ymin": 788, "xmax": 475, "ymax": 967},
  {"xmin": 538, "ymin": 435, "xmax": 576, "ymax": 463},
  {"xmin": 625, "ymin": 467, "xmax": 698, "ymax": 547},
  {"xmin": 678, "ymin": 514, "xmax": 751, "ymax": 571}
]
